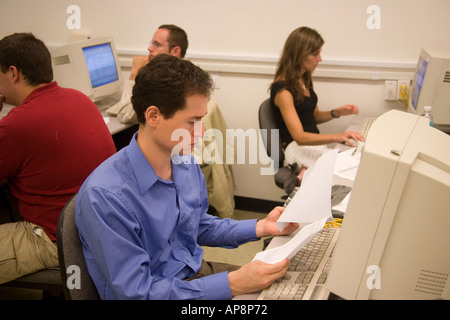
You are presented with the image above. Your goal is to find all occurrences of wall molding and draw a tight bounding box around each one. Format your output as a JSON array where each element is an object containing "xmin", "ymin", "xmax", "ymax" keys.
[{"xmin": 118, "ymin": 49, "xmax": 416, "ymax": 81}]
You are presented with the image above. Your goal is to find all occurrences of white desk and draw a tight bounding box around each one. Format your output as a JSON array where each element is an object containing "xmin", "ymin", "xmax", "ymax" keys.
[
  {"xmin": 0, "ymin": 104, "xmax": 13, "ymax": 120},
  {"xmin": 101, "ymin": 111, "xmax": 134, "ymax": 135},
  {"xmin": 94, "ymin": 94, "xmax": 135, "ymax": 135}
]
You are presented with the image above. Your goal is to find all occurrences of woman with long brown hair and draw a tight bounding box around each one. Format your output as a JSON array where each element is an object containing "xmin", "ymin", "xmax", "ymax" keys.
[{"xmin": 270, "ymin": 26, "xmax": 364, "ymax": 193}]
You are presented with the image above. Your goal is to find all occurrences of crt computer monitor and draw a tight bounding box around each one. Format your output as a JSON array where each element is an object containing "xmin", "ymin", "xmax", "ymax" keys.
[
  {"xmin": 326, "ymin": 110, "xmax": 450, "ymax": 300},
  {"xmin": 408, "ymin": 48, "xmax": 450, "ymax": 132},
  {"xmin": 51, "ymin": 37, "xmax": 122, "ymax": 102}
]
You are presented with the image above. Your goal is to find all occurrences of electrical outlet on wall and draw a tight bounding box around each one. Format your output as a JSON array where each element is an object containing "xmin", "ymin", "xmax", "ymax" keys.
[
  {"xmin": 384, "ymin": 80, "xmax": 397, "ymax": 100},
  {"xmin": 396, "ymin": 80, "xmax": 410, "ymax": 100}
]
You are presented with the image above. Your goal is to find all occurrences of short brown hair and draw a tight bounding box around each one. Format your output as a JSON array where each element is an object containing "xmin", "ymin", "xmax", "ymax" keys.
[
  {"xmin": 159, "ymin": 24, "xmax": 188, "ymax": 58},
  {"xmin": 131, "ymin": 54, "xmax": 213, "ymax": 124},
  {"xmin": 0, "ymin": 32, "xmax": 53, "ymax": 86}
]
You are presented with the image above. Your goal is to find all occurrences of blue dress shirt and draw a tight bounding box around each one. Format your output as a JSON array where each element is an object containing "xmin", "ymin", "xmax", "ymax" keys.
[{"xmin": 75, "ymin": 133, "xmax": 258, "ymax": 300}]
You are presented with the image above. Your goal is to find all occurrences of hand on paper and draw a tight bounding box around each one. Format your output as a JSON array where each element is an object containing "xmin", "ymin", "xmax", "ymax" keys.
[
  {"xmin": 255, "ymin": 206, "xmax": 299, "ymax": 238},
  {"xmin": 228, "ymin": 258, "xmax": 290, "ymax": 296}
]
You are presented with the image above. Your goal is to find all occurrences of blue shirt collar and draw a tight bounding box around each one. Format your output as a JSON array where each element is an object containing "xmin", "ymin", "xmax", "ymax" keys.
[{"xmin": 126, "ymin": 132, "xmax": 190, "ymax": 195}]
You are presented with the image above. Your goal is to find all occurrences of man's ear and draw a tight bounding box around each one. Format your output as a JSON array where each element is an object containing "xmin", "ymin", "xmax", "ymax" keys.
[
  {"xmin": 170, "ymin": 46, "xmax": 181, "ymax": 58},
  {"xmin": 8, "ymin": 66, "xmax": 20, "ymax": 83},
  {"xmin": 145, "ymin": 106, "xmax": 160, "ymax": 127}
]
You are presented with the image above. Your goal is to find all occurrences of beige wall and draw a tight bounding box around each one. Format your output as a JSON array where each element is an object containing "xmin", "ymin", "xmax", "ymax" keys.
[{"xmin": 2, "ymin": 0, "xmax": 449, "ymax": 201}]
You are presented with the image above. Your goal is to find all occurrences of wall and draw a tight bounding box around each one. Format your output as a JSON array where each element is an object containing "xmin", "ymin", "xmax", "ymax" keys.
[{"xmin": 1, "ymin": 0, "xmax": 449, "ymax": 201}]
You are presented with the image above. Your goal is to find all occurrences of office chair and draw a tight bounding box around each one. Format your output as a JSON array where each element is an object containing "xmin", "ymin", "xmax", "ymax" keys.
[
  {"xmin": 0, "ymin": 185, "xmax": 63, "ymax": 294},
  {"xmin": 258, "ymin": 98, "xmax": 285, "ymax": 170},
  {"xmin": 0, "ymin": 269, "xmax": 62, "ymax": 293},
  {"xmin": 259, "ymin": 98, "xmax": 301, "ymax": 193},
  {"xmin": 56, "ymin": 193, "xmax": 100, "ymax": 300}
]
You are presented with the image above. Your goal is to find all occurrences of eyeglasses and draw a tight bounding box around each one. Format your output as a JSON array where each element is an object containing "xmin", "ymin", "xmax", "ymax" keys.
[{"xmin": 149, "ymin": 41, "xmax": 163, "ymax": 49}]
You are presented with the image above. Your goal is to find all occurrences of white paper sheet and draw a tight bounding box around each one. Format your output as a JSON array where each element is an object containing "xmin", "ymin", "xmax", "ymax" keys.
[
  {"xmin": 253, "ymin": 218, "xmax": 328, "ymax": 264},
  {"xmin": 334, "ymin": 147, "xmax": 361, "ymax": 172},
  {"xmin": 332, "ymin": 147, "xmax": 362, "ymax": 187},
  {"xmin": 332, "ymin": 191, "xmax": 352, "ymax": 214},
  {"xmin": 276, "ymin": 149, "xmax": 338, "ymax": 231}
]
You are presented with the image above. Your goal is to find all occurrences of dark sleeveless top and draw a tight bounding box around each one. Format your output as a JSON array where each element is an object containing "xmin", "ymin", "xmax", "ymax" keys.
[{"xmin": 270, "ymin": 81, "xmax": 319, "ymax": 148}]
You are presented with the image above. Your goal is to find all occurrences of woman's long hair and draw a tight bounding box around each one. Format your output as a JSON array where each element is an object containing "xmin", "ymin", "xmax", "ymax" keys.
[{"xmin": 271, "ymin": 27, "xmax": 324, "ymax": 105}]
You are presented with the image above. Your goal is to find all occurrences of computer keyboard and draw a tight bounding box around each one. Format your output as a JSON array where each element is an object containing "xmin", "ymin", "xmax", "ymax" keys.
[
  {"xmin": 255, "ymin": 180, "xmax": 349, "ymax": 300},
  {"xmin": 359, "ymin": 117, "xmax": 377, "ymax": 139},
  {"xmin": 258, "ymin": 227, "xmax": 340, "ymax": 300}
]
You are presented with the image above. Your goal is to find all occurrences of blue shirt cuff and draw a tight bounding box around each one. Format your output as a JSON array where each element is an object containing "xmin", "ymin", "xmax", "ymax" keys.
[
  {"xmin": 201, "ymin": 219, "xmax": 258, "ymax": 300},
  {"xmin": 202, "ymin": 271, "xmax": 233, "ymax": 300},
  {"xmin": 238, "ymin": 218, "xmax": 259, "ymax": 242}
]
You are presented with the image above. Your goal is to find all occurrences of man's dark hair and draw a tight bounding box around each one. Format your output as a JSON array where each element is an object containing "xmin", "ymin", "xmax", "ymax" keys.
[
  {"xmin": 159, "ymin": 24, "xmax": 188, "ymax": 58},
  {"xmin": 131, "ymin": 54, "xmax": 213, "ymax": 124},
  {"xmin": 0, "ymin": 32, "xmax": 53, "ymax": 86}
]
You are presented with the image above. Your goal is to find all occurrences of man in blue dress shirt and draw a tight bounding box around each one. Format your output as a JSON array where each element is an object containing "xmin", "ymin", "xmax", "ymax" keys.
[{"xmin": 75, "ymin": 54, "xmax": 298, "ymax": 300}]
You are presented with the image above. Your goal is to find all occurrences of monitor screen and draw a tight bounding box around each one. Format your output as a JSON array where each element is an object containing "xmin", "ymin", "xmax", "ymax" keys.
[
  {"xmin": 410, "ymin": 57, "xmax": 428, "ymax": 111},
  {"xmin": 82, "ymin": 43, "xmax": 119, "ymax": 89}
]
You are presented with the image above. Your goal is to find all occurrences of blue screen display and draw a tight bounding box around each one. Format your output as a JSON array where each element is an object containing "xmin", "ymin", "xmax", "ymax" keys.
[
  {"xmin": 82, "ymin": 43, "xmax": 119, "ymax": 88},
  {"xmin": 411, "ymin": 58, "xmax": 428, "ymax": 111}
]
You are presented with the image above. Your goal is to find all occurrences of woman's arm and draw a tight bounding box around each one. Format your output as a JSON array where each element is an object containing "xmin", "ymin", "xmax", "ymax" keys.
[
  {"xmin": 275, "ymin": 90, "xmax": 364, "ymax": 147},
  {"xmin": 314, "ymin": 104, "xmax": 359, "ymax": 124}
]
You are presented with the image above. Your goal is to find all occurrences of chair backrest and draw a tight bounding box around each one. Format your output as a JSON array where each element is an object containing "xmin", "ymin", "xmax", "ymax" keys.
[
  {"xmin": 56, "ymin": 193, "xmax": 100, "ymax": 300},
  {"xmin": 258, "ymin": 98, "xmax": 284, "ymax": 168}
]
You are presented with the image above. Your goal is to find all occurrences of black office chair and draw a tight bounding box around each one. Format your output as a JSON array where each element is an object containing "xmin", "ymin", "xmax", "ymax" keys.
[
  {"xmin": 258, "ymin": 98, "xmax": 285, "ymax": 170},
  {"xmin": 0, "ymin": 269, "xmax": 62, "ymax": 293},
  {"xmin": 0, "ymin": 185, "xmax": 63, "ymax": 295},
  {"xmin": 258, "ymin": 98, "xmax": 300, "ymax": 193},
  {"xmin": 56, "ymin": 193, "xmax": 100, "ymax": 300}
]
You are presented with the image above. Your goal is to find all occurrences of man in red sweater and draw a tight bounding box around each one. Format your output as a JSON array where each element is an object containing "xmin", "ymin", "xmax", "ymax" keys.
[{"xmin": 0, "ymin": 33, "xmax": 116, "ymax": 284}]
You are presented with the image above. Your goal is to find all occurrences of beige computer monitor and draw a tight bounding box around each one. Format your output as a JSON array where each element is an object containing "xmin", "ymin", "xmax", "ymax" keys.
[
  {"xmin": 408, "ymin": 48, "xmax": 450, "ymax": 132},
  {"xmin": 326, "ymin": 110, "xmax": 450, "ymax": 300},
  {"xmin": 51, "ymin": 37, "xmax": 122, "ymax": 102}
]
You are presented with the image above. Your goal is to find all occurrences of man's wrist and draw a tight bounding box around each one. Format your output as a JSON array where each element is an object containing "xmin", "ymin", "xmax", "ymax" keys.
[{"xmin": 255, "ymin": 219, "xmax": 264, "ymax": 238}]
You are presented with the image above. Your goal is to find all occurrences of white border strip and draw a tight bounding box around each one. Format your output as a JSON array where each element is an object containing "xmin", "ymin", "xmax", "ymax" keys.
[{"xmin": 118, "ymin": 50, "xmax": 416, "ymax": 80}]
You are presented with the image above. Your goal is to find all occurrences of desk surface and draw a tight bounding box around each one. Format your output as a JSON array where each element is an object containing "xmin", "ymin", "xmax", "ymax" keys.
[
  {"xmin": 101, "ymin": 111, "xmax": 133, "ymax": 135},
  {"xmin": 0, "ymin": 104, "xmax": 13, "ymax": 120},
  {"xmin": 95, "ymin": 94, "xmax": 134, "ymax": 135}
]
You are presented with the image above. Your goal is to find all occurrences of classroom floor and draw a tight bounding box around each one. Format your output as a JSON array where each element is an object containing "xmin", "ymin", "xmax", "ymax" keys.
[
  {"xmin": 0, "ymin": 209, "xmax": 267, "ymax": 300},
  {"xmin": 202, "ymin": 210, "xmax": 269, "ymax": 266}
]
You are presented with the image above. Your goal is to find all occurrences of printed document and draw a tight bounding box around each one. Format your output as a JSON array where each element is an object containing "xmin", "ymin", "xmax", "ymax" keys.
[
  {"xmin": 253, "ymin": 218, "xmax": 328, "ymax": 264},
  {"xmin": 253, "ymin": 150, "xmax": 338, "ymax": 264},
  {"xmin": 276, "ymin": 149, "xmax": 338, "ymax": 231}
]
